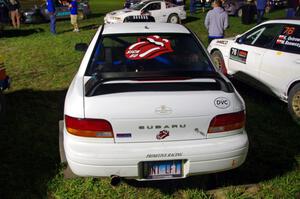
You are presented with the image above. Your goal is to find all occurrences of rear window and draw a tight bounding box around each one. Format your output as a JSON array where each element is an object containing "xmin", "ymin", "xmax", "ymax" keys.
[{"xmin": 85, "ymin": 33, "xmax": 214, "ymax": 76}]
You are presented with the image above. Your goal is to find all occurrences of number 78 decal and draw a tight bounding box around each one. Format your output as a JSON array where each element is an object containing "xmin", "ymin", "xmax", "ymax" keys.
[{"xmin": 229, "ymin": 48, "xmax": 248, "ymax": 64}]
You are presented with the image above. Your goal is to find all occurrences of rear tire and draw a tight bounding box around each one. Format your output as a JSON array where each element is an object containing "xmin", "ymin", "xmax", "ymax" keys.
[
  {"xmin": 211, "ymin": 50, "xmax": 227, "ymax": 75},
  {"xmin": 167, "ymin": 14, "xmax": 180, "ymax": 24},
  {"xmin": 288, "ymin": 83, "xmax": 300, "ymax": 125}
]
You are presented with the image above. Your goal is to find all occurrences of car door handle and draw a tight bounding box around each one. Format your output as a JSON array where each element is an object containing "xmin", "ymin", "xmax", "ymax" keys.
[{"xmin": 295, "ymin": 59, "xmax": 300, "ymax": 64}]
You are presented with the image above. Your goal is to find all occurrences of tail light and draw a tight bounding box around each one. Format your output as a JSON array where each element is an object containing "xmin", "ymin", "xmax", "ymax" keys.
[
  {"xmin": 208, "ymin": 111, "xmax": 245, "ymax": 134},
  {"xmin": 65, "ymin": 115, "xmax": 114, "ymax": 138}
]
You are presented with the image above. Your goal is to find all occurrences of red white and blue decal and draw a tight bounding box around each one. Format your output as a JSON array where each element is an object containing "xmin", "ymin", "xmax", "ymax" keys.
[
  {"xmin": 276, "ymin": 26, "xmax": 300, "ymax": 48},
  {"xmin": 230, "ymin": 47, "xmax": 248, "ymax": 64},
  {"xmin": 125, "ymin": 35, "xmax": 173, "ymax": 60}
]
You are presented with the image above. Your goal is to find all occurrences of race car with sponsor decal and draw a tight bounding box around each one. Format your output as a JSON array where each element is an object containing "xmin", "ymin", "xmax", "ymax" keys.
[
  {"xmin": 207, "ymin": 19, "xmax": 300, "ymax": 124},
  {"xmin": 61, "ymin": 22, "xmax": 248, "ymax": 181},
  {"xmin": 124, "ymin": 0, "xmax": 185, "ymax": 8},
  {"xmin": 104, "ymin": 0, "xmax": 186, "ymax": 24},
  {"xmin": 123, "ymin": 15, "xmax": 156, "ymax": 22}
]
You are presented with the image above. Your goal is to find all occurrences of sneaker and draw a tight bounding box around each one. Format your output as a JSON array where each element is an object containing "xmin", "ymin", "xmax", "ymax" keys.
[{"xmin": 73, "ymin": 29, "xmax": 80, "ymax": 32}]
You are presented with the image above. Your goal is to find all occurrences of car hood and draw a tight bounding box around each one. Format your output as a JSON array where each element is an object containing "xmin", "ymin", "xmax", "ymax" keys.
[
  {"xmin": 107, "ymin": 8, "xmax": 136, "ymax": 16},
  {"xmin": 211, "ymin": 37, "xmax": 235, "ymax": 46}
]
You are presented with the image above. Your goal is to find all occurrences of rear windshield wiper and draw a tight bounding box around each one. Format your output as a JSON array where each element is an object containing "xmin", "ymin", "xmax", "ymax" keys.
[{"xmin": 85, "ymin": 71, "xmax": 234, "ymax": 96}]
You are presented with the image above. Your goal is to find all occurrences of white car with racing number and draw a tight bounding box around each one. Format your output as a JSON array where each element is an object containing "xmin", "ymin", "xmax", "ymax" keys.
[
  {"xmin": 104, "ymin": 0, "xmax": 186, "ymax": 24},
  {"xmin": 62, "ymin": 22, "xmax": 249, "ymax": 181},
  {"xmin": 208, "ymin": 19, "xmax": 300, "ymax": 124}
]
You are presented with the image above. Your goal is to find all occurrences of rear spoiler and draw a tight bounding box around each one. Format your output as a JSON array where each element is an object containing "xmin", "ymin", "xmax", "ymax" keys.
[{"xmin": 85, "ymin": 71, "xmax": 234, "ymax": 96}]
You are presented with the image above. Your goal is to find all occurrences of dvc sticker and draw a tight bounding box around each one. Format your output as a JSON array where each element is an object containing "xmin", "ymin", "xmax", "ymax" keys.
[{"xmin": 214, "ymin": 97, "xmax": 231, "ymax": 109}]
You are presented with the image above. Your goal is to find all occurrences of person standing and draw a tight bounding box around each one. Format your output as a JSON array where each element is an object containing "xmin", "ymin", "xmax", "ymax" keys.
[
  {"xmin": 46, "ymin": 0, "xmax": 56, "ymax": 34},
  {"xmin": 286, "ymin": 0, "xmax": 299, "ymax": 18},
  {"xmin": 256, "ymin": 0, "xmax": 267, "ymax": 24},
  {"xmin": 8, "ymin": 0, "xmax": 20, "ymax": 29},
  {"xmin": 69, "ymin": 0, "xmax": 79, "ymax": 32},
  {"xmin": 190, "ymin": 0, "xmax": 196, "ymax": 15},
  {"xmin": 204, "ymin": 0, "xmax": 228, "ymax": 44}
]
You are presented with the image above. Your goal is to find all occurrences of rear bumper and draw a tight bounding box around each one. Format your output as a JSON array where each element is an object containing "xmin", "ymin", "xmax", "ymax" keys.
[{"xmin": 64, "ymin": 126, "xmax": 248, "ymax": 179}]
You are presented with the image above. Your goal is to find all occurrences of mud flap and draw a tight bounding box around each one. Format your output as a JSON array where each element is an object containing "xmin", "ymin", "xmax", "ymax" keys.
[{"xmin": 59, "ymin": 120, "xmax": 78, "ymax": 179}]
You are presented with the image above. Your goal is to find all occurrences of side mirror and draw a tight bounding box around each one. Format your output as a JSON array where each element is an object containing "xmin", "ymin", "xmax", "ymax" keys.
[
  {"xmin": 75, "ymin": 43, "xmax": 88, "ymax": 52},
  {"xmin": 141, "ymin": 8, "xmax": 149, "ymax": 15},
  {"xmin": 235, "ymin": 34, "xmax": 243, "ymax": 44}
]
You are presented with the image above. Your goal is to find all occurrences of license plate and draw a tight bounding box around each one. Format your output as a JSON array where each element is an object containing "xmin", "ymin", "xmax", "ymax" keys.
[{"xmin": 142, "ymin": 160, "xmax": 183, "ymax": 179}]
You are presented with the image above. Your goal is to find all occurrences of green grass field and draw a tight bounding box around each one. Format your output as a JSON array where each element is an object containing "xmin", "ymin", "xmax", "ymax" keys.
[{"xmin": 0, "ymin": 0, "xmax": 299, "ymax": 198}]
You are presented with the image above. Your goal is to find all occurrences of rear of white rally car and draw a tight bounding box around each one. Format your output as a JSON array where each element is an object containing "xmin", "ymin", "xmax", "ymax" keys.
[{"xmin": 63, "ymin": 24, "xmax": 249, "ymax": 180}]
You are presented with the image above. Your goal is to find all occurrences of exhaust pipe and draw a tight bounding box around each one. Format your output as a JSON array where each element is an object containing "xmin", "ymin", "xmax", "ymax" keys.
[{"xmin": 110, "ymin": 175, "xmax": 121, "ymax": 186}]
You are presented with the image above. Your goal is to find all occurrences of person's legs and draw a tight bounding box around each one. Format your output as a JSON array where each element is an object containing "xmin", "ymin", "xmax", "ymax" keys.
[
  {"xmin": 190, "ymin": 0, "xmax": 195, "ymax": 14},
  {"xmin": 0, "ymin": 7, "xmax": 4, "ymax": 22},
  {"xmin": 71, "ymin": 14, "xmax": 79, "ymax": 32},
  {"xmin": 50, "ymin": 14, "xmax": 56, "ymax": 34},
  {"xmin": 10, "ymin": 10, "xmax": 17, "ymax": 28},
  {"xmin": 286, "ymin": 8, "xmax": 296, "ymax": 18},
  {"xmin": 15, "ymin": 9, "xmax": 20, "ymax": 29},
  {"xmin": 257, "ymin": 9, "xmax": 264, "ymax": 24}
]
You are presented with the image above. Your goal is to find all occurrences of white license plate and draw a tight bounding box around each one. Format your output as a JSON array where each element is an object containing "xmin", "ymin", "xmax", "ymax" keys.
[{"xmin": 142, "ymin": 160, "xmax": 183, "ymax": 179}]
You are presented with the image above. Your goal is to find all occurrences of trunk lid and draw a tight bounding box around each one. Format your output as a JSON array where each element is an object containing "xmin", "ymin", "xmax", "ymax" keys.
[{"xmin": 84, "ymin": 79, "xmax": 238, "ymax": 143}]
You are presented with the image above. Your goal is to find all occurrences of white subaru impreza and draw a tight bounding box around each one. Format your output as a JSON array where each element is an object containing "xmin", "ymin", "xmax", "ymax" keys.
[{"xmin": 63, "ymin": 23, "xmax": 248, "ymax": 181}]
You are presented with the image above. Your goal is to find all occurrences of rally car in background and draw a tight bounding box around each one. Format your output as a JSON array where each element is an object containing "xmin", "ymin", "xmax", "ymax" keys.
[
  {"xmin": 104, "ymin": 0, "xmax": 186, "ymax": 24},
  {"xmin": 222, "ymin": 0, "xmax": 247, "ymax": 17},
  {"xmin": 22, "ymin": 0, "xmax": 91, "ymax": 24},
  {"xmin": 60, "ymin": 22, "xmax": 248, "ymax": 181},
  {"xmin": 124, "ymin": 0, "xmax": 185, "ymax": 8},
  {"xmin": 208, "ymin": 19, "xmax": 300, "ymax": 123}
]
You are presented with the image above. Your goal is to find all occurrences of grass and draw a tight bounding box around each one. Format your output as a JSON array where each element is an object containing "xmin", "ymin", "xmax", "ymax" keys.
[{"xmin": 0, "ymin": 0, "xmax": 299, "ymax": 198}]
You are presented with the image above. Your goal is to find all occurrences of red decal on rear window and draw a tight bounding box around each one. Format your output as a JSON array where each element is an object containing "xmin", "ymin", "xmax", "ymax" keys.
[
  {"xmin": 283, "ymin": 26, "xmax": 295, "ymax": 36},
  {"xmin": 125, "ymin": 35, "xmax": 173, "ymax": 60}
]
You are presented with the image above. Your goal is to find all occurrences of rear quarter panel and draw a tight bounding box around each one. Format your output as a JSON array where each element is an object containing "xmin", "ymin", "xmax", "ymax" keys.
[
  {"xmin": 64, "ymin": 26, "xmax": 102, "ymax": 118},
  {"xmin": 208, "ymin": 40, "xmax": 233, "ymax": 74}
]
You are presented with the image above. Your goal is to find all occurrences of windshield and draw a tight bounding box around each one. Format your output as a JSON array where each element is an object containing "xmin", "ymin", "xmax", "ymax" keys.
[
  {"xmin": 130, "ymin": 2, "xmax": 148, "ymax": 10},
  {"xmin": 85, "ymin": 33, "xmax": 215, "ymax": 76}
]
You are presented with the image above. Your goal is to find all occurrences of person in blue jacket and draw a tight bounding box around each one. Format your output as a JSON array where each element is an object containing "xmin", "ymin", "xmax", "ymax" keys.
[
  {"xmin": 256, "ymin": 0, "xmax": 267, "ymax": 24},
  {"xmin": 46, "ymin": 0, "xmax": 56, "ymax": 34},
  {"xmin": 190, "ymin": 0, "xmax": 196, "ymax": 15}
]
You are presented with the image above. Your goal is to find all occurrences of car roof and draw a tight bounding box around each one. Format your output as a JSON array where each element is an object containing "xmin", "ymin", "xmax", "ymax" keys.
[
  {"xmin": 102, "ymin": 23, "xmax": 190, "ymax": 35},
  {"xmin": 261, "ymin": 19, "xmax": 300, "ymax": 25}
]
